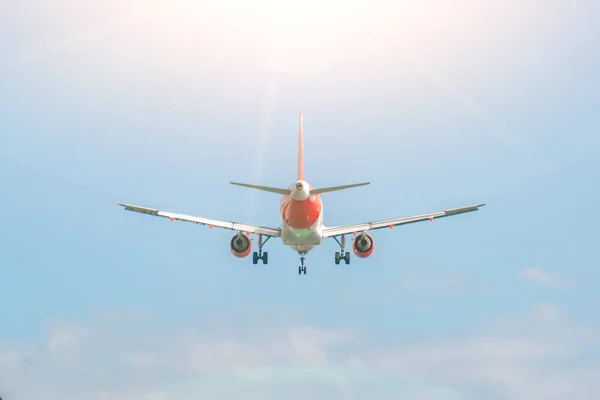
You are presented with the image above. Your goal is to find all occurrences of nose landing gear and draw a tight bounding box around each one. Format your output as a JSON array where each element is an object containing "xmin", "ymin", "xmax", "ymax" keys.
[{"xmin": 298, "ymin": 252, "xmax": 307, "ymax": 275}]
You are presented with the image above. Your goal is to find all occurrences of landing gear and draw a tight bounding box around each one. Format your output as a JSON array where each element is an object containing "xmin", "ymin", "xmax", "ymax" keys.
[
  {"xmin": 252, "ymin": 234, "xmax": 270, "ymax": 265},
  {"xmin": 298, "ymin": 252, "xmax": 307, "ymax": 275},
  {"xmin": 334, "ymin": 251, "xmax": 350, "ymax": 264},
  {"xmin": 252, "ymin": 251, "xmax": 268, "ymax": 265},
  {"xmin": 333, "ymin": 235, "xmax": 351, "ymax": 265}
]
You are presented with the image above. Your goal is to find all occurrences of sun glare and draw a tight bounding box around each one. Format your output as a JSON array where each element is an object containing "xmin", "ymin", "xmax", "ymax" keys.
[
  {"xmin": 137, "ymin": 0, "xmax": 527, "ymax": 80},
  {"xmin": 150, "ymin": 0, "xmax": 374, "ymax": 74}
]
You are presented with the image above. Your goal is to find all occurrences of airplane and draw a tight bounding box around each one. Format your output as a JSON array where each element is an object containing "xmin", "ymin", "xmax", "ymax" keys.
[{"xmin": 117, "ymin": 111, "xmax": 485, "ymax": 275}]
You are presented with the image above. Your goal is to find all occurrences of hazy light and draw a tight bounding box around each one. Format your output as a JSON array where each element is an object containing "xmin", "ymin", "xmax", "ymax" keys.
[{"xmin": 148, "ymin": 0, "xmax": 378, "ymax": 75}]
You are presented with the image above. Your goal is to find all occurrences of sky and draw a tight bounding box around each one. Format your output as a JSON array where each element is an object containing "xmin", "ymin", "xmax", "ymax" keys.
[{"xmin": 0, "ymin": 0, "xmax": 599, "ymax": 398}]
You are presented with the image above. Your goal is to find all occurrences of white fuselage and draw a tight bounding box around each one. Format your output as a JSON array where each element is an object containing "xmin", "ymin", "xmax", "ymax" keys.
[{"xmin": 279, "ymin": 212, "xmax": 324, "ymax": 253}]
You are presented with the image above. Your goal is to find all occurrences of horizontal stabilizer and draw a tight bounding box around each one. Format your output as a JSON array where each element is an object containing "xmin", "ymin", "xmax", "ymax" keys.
[
  {"xmin": 230, "ymin": 182, "xmax": 291, "ymax": 195},
  {"xmin": 310, "ymin": 182, "xmax": 370, "ymax": 195}
]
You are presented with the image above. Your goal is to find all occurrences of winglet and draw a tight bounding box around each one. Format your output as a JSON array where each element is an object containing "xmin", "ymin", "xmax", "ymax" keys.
[{"xmin": 298, "ymin": 110, "xmax": 304, "ymax": 181}]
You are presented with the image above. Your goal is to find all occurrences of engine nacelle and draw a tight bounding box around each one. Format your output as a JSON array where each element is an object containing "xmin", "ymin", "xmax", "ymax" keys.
[
  {"xmin": 352, "ymin": 233, "xmax": 374, "ymax": 258},
  {"xmin": 230, "ymin": 233, "xmax": 252, "ymax": 258}
]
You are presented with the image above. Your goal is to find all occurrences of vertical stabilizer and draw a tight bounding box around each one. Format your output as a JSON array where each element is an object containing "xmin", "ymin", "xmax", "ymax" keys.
[{"xmin": 298, "ymin": 110, "xmax": 304, "ymax": 181}]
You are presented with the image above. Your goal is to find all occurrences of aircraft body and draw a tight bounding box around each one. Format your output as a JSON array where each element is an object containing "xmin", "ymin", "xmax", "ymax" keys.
[{"xmin": 118, "ymin": 111, "xmax": 485, "ymax": 275}]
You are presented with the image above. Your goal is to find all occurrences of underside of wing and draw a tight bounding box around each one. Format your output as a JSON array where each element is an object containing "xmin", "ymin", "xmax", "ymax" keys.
[
  {"xmin": 117, "ymin": 202, "xmax": 281, "ymax": 237},
  {"xmin": 322, "ymin": 203, "xmax": 485, "ymax": 237}
]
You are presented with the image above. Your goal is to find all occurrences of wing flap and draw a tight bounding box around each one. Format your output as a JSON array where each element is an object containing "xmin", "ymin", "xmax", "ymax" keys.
[
  {"xmin": 322, "ymin": 203, "xmax": 485, "ymax": 237},
  {"xmin": 117, "ymin": 202, "xmax": 281, "ymax": 237}
]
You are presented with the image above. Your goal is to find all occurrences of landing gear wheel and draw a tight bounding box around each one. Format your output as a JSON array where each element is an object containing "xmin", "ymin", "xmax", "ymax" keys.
[
  {"xmin": 252, "ymin": 233, "xmax": 272, "ymax": 266},
  {"xmin": 298, "ymin": 252, "xmax": 307, "ymax": 275},
  {"xmin": 333, "ymin": 235, "xmax": 349, "ymax": 266}
]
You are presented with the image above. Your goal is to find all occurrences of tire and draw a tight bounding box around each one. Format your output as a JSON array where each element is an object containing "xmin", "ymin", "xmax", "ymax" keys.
[
  {"xmin": 262, "ymin": 252, "xmax": 268, "ymax": 265},
  {"xmin": 335, "ymin": 251, "xmax": 341, "ymax": 265}
]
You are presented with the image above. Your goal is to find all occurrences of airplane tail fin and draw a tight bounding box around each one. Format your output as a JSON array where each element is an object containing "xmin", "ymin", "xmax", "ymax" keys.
[
  {"xmin": 298, "ymin": 110, "xmax": 304, "ymax": 181},
  {"xmin": 295, "ymin": 110, "xmax": 370, "ymax": 195},
  {"xmin": 229, "ymin": 111, "xmax": 370, "ymax": 197}
]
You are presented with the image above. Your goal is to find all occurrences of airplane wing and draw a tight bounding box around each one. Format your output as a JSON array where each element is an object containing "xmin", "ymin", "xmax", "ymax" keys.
[
  {"xmin": 321, "ymin": 203, "xmax": 485, "ymax": 237},
  {"xmin": 117, "ymin": 202, "xmax": 281, "ymax": 237}
]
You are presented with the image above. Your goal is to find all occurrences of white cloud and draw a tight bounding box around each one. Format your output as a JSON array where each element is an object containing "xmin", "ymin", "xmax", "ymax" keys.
[
  {"xmin": 47, "ymin": 326, "xmax": 89, "ymax": 354},
  {"xmin": 368, "ymin": 306, "xmax": 600, "ymax": 400},
  {"xmin": 0, "ymin": 305, "xmax": 598, "ymax": 400},
  {"xmin": 519, "ymin": 267, "xmax": 573, "ymax": 288},
  {"xmin": 532, "ymin": 303, "xmax": 563, "ymax": 324}
]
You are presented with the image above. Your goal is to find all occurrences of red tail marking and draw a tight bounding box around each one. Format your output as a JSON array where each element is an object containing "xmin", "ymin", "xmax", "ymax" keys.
[{"xmin": 298, "ymin": 110, "xmax": 304, "ymax": 181}]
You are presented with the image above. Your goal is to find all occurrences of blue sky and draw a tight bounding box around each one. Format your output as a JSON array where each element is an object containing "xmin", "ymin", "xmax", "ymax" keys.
[{"xmin": 1, "ymin": 0, "xmax": 599, "ymax": 398}]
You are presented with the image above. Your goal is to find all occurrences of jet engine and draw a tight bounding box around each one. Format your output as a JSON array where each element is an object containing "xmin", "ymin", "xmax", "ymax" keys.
[
  {"xmin": 352, "ymin": 232, "xmax": 374, "ymax": 258},
  {"xmin": 230, "ymin": 233, "xmax": 252, "ymax": 258}
]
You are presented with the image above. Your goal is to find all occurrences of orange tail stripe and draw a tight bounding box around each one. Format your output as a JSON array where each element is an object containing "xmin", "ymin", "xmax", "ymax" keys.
[{"xmin": 298, "ymin": 110, "xmax": 304, "ymax": 181}]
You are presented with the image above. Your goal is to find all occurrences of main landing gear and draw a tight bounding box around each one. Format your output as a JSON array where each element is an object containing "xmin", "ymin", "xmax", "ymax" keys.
[
  {"xmin": 252, "ymin": 234, "xmax": 270, "ymax": 265},
  {"xmin": 298, "ymin": 252, "xmax": 307, "ymax": 275},
  {"xmin": 333, "ymin": 235, "xmax": 351, "ymax": 265}
]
